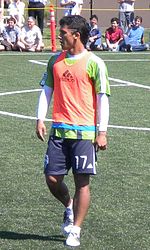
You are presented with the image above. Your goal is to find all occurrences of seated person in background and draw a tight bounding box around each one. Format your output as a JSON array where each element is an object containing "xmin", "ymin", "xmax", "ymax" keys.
[
  {"xmin": 8, "ymin": 0, "xmax": 25, "ymax": 28},
  {"xmin": 86, "ymin": 14, "xmax": 102, "ymax": 51},
  {"xmin": 0, "ymin": 17, "xmax": 20, "ymax": 51},
  {"xmin": 103, "ymin": 17, "xmax": 124, "ymax": 51},
  {"xmin": 0, "ymin": 8, "xmax": 5, "ymax": 41},
  {"xmin": 0, "ymin": 20, "xmax": 4, "ymax": 38},
  {"xmin": 0, "ymin": 19, "xmax": 5, "ymax": 51},
  {"xmin": 17, "ymin": 16, "xmax": 44, "ymax": 52},
  {"xmin": 120, "ymin": 16, "xmax": 149, "ymax": 52}
]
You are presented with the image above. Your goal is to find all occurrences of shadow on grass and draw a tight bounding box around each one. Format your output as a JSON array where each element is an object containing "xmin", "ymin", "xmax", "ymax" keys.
[{"xmin": 0, "ymin": 231, "xmax": 65, "ymax": 243}]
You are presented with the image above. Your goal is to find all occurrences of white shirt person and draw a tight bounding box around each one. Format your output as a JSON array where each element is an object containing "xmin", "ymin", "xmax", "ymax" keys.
[
  {"xmin": 17, "ymin": 16, "xmax": 44, "ymax": 52},
  {"xmin": 60, "ymin": 0, "xmax": 83, "ymax": 16},
  {"xmin": 8, "ymin": 0, "xmax": 25, "ymax": 27},
  {"xmin": 118, "ymin": 0, "xmax": 135, "ymax": 32}
]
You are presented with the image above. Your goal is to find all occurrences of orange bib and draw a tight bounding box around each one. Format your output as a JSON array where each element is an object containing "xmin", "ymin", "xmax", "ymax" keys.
[{"xmin": 52, "ymin": 51, "xmax": 97, "ymax": 126}]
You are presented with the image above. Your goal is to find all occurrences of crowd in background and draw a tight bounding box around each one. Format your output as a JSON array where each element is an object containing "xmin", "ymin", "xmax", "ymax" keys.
[
  {"xmin": 86, "ymin": 0, "xmax": 149, "ymax": 52},
  {"xmin": 0, "ymin": 0, "xmax": 45, "ymax": 51},
  {"xmin": 0, "ymin": 0, "xmax": 149, "ymax": 52}
]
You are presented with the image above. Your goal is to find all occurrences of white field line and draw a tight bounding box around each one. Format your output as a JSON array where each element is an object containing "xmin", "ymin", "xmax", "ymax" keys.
[
  {"xmin": 0, "ymin": 111, "xmax": 37, "ymax": 120},
  {"xmin": 98, "ymin": 52, "xmax": 150, "ymax": 55},
  {"xmin": 0, "ymin": 52, "xmax": 150, "ymax": 56},
  {"xmin": 109, "ymin": 77, "xmax": 150, "ymax": 90},
  {"xmin": 29, "ymin": 60, "xmax": 47, "ymax": 66},
  {"xmin": 105, "ymin": 59, "xmax": 150, "ymax": 62},
  {"xmin": 0, "ymin": 111, "xmax": 150, "ymax": 131},
  {"xmin": 110, "ymin": 84, "xmax": 127, "ymax": 87},
  {"xmin": 0, "ymin": 89, "xmax": 41, "ymax": 96},
  {"xmin": 0, "ymin": 52, "xmax": 55, "ymax": 56},
  {"xmin": 108, "ymin": 124, "xmax": 150, "ymax": 131}
]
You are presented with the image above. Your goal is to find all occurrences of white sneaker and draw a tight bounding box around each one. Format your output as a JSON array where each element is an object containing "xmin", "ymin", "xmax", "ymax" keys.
[
  {"xmin": 66, "ymin": 231, "xmax": 80, "ymax": 247},
  {"xmin": 61, "ymin": 207, "xmax": 74, "ymax": 236}
]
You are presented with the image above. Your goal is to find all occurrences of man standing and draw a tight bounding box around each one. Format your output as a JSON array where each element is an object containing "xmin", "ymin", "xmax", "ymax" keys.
[
  {"xmin": 8, "ymin": 0, "xmax": 25, "ymax": 27},
  {"xmin": 118, "ymin": 0, "xmax": 135, "ymax": 32},
  {"xmin": 28, "ymin": 0, "xmax": 47, "ymax": 34},
  {"xmin": 36, "ymin": 15, "xmax": 110, "ymax": 248},
  {"xmin": 60, "ymin": 0, "xmax": 83, "ymax": 16}
]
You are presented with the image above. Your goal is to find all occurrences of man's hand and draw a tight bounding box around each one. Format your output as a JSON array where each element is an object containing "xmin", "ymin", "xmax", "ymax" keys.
[
  {"xmin": 36, "ymin": 119, "xmax": 47, "ymax": 141},
  {"xmin": 95, "ymin": 131, "xmax": 107, "ymax": 151},
  {"xmin": 89, "ymin": 37, "xmax": 95, "ymax": 42},
  {"xmin": 26, "ymin": 44, "xmax": 32, "ymax": 49}
]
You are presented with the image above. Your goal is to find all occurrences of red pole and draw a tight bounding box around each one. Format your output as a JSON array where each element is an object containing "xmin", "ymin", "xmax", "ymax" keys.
[{"xmin": 50, "ymin": 5, "xmax": 57, "ymax": 52}]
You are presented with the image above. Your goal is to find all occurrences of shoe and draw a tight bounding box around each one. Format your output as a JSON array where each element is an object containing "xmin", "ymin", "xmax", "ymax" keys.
[
  {"xmin": 145, "ymin": 43, "xmax": 149, "ymax": 50},
  {"xmin": 86, "ymin": 45, "xmax": 91, "ymax": 51},
  {"xmin": 66, "ymin": 231, "xmax": 80, "ymax": 247},
  {"xmin": 96, "ymin": 45, "xmax": 103, "ymax": 51},
  {"xmin": 120, "ymin": 47, "xmax": 126, "ymax": 52},
  {"xmin": 61, "ymin": 207, "xmax": 74, "ymax": 237},
  {"xmin": 126, "ymin": 44, "xmax": 132, "ymax": 52}
]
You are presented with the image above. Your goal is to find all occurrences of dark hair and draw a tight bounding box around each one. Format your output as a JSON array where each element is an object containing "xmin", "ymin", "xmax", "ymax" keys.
[
  {"xmin": 111, "ymin": 17, "xmax": 119, "ymax": 24},
  {"xmin": 59, "ymin": 15, "xmax": 90, "ymax": 46},
  {"xmin": 7, "ymin": 16, "xmax": 16, "ymax": 24},
  {"xmin": 90, "ymin": 15, "xmax": 98, "ymax": 22},
  {"xmin": 135, "ymin": 16, "xmax": 142, "ymax": 23}
]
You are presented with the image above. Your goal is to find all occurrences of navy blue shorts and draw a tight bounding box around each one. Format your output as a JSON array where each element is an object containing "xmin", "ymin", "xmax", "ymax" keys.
[{"xmin": 44, "ymin": 136, "xmax": 97, "ymax": 176}]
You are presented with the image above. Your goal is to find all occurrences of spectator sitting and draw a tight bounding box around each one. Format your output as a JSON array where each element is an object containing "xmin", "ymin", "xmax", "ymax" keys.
[
  {"xmin": 8, "ymin": 0, "xmax": 25, "ymax": 28},
  {"xmin": 0, "ymin": 16, "xmax": 21, "ymax": 51},
  {"xmin": 0, "ymin": 20, "xmax": 4, "ymax": 41},
  {"xmin": 86, "ymin": 14, "xmax": 102, "ymax": 51},
  {"xmin": 17, "ymin": 16, "xmax": 44, "ymax": 52},
  {"xmin": 120, "ymin": 16, "xmax": 149, "ymax": 52},
  {"xmin": 0, "ymin": 12, "xmax": 5, "ymax": 51},
  {"xmin": 103, "ymin": 17, "xmax": 124, "ymax": 52},
  {"xmin": 0, "ymin": 8, "xmax": 5, "ymax": 39}
]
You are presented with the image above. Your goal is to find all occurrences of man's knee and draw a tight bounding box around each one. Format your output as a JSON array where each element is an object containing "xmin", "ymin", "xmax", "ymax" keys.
[
  {"xmin": 45, "ymin": 175, "xmax": 63, "ymax": 189},
  {"xmin": 74, "ymin": 174, "xmax": 90, "ymax": 190}
]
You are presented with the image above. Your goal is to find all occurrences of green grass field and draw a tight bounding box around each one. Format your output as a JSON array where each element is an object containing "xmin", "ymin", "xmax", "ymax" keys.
[{"xmin": 0, "ymin": 50, "xmax": 150, "ymax": 250}]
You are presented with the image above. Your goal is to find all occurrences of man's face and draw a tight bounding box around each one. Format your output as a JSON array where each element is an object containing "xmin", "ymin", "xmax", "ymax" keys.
[
  {"xmin": 58, "ymin": 25, "xmax": 77, "ymax": 50},
  {"xmin": 111, "ymin": 21, "xmax": 118, "ymax": 30},
  {"xmin": 8, "ymin": 20, "xmax": 15, "ymax": 28},
  {"xmin": 27, "ymin": 20, "xmax": 35, "ymax": 29},
  {"xmin": 90, "ymin": 17, "xmax": 98, "ymax": 27},
  {"xmin": 135, "ymin": 18, "xmax": 141, "ymax": 27}
]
